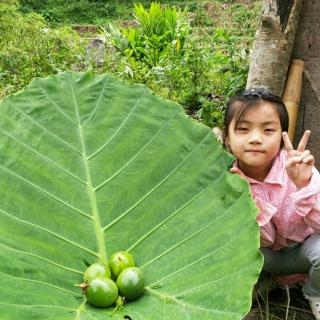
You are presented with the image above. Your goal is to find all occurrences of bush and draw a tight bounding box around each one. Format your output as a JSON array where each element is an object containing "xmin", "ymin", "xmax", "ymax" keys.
[
  {"xmin": 1, "ymin": 1, "xmax": 260, "ymax": 128},
  {"xmin": 0, "ymin": 2, "xmax": 85, "ymax": 98},
  {"xmin": 98, "ymin": 1, "xmax": 259, "ymax": 127},
  {"xmin": 19, "ymin": 0, "xmax": 113, "ymax": 25},
  {"xmin": 19, "ymin": 0, "xmax": 195, "ymax": 25}
]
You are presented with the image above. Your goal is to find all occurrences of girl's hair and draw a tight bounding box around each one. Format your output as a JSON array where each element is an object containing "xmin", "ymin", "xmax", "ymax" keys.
[{"xmin": 223, "ymin": 87, "xmax": 289, "ymax": 147}]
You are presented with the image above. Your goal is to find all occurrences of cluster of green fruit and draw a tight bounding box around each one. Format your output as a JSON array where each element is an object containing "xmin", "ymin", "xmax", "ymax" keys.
[{"xmin": 79, "ymin": 251, "xmax": 145, "ymax": 308}]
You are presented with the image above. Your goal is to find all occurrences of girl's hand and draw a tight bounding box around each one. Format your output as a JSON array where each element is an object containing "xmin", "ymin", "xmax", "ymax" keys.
[{"xmin": 282, "ymin": 130, "xmax": 314, "ymax": 189}]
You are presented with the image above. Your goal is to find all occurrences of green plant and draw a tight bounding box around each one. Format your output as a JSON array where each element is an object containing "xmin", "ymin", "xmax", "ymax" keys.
[
  {"xmin": 104, "ymin": 1, "xmax": 189, "ymax": 67},
  {"xmin": 0, "ymin": 4, "xmax": 85, "ymax": 99},
  {"xmin": 1, "ymin": 1, "xmax": 261, "ymax": 130},
  {"xmin": 98, "ymin": 1, "xmax": 260, "ymax": 129},
  {"xmin": 0, "ymin": 72, "xmax": 262, "ymax": 318},
  {"xmin": 20, "ymin": 0, "xmax": 114, "ymax": 26}
]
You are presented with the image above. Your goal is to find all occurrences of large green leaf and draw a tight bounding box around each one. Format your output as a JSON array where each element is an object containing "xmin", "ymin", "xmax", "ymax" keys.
[{"xmin": 0, "ymin": 72, "xmax": 262, "ymax": 319}]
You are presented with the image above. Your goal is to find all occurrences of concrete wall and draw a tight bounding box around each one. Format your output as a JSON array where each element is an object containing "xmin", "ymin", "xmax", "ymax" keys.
[{"xmin": 292, "ymin": 0, "xmax": 320, "ymax": 169}]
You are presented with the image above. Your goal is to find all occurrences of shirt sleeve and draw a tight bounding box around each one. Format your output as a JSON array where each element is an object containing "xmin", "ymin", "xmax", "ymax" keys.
[
  {"xmin": 260, "ymin": 222, "xmax": 276, "ymax": 247},
  {"xmin": 255, "ymin": 197, "xmax": 277, "ymax": 247},
  {"xmin": 290, "ymin": 167, "xmax": 320, "ymax": 231}
]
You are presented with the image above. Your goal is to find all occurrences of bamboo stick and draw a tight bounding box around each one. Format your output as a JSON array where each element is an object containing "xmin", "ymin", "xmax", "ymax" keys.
[{"xmin": 282, "ymin": 59, "xmax": 304, "ymax": 141}]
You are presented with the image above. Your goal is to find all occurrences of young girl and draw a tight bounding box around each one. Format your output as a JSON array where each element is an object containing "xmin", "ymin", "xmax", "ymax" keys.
[{"xmin": 223, "ymin": 88, "xmax": 320, "ymax": 319}]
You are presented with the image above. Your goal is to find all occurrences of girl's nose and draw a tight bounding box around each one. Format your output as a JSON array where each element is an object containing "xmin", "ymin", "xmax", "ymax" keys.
[{"xmin": 248, "ymin": 131, "xmax": 262, "ymax": 143}]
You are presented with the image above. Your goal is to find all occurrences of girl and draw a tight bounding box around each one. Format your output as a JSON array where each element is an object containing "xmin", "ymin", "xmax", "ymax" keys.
[{"xmin": 223, "ymin": 88, "xmax": 320, "ymax": 319}]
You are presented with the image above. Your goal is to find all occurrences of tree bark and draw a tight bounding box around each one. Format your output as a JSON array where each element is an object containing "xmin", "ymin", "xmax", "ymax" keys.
[{"xmin": 246, "ymin": 0, "xmax": 303, "ymax": 96}]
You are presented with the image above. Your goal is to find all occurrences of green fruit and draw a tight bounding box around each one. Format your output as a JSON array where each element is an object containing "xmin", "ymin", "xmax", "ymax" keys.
[
  {"xmin": 116, "ymin": 267, "xmax": 145, "ymax": 301},
  {"xmin": 85, "ymin": 277, "xmax": 118, "ymax": 308},
  {"xmin": 83, "ymin": 262, "xmax": 111, "ymax": 283},
  {"xmin": 109, "ymin": 251, "xmax": 135, "ymax": 279}
]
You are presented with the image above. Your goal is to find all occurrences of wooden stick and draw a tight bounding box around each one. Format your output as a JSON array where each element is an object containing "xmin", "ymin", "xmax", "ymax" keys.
[{"xmin": 282, "ymin": 59, "xmax": 304, "ymax": 141}]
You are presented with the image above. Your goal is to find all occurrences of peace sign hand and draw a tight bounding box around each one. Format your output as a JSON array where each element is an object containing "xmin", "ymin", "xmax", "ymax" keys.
[{"xmin": 282, "ymin": 130, "xmax": 314, "ymax": 189}]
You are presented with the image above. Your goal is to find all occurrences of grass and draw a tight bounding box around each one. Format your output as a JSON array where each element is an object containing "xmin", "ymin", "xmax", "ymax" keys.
[
  {"xmin": 244, "ymin": 274, "xmax": 314, "ymax": 320},
  {"xmin": 19, "ymin": 0, "xmax": 207, "ymax": 26}
]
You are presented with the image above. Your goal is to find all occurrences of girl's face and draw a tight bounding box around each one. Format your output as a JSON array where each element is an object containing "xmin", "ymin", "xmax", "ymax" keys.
[{"xmin": 227, "ymin": 101, "xmax": 282, "ymax": 181}]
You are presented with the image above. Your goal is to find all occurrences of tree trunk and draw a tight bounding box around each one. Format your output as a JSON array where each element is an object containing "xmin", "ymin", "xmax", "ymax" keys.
[{"xmin": 246, "ymin": 0, "xmax": 303, "ymax": 96}]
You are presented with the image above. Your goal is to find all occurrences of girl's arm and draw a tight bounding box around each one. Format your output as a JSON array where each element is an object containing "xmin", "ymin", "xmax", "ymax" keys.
[
  {"xmin": 290, "ymin": 167, "xmax": 320, "ymax": 231},
  {"xmin": 255, "ymin": 197, "xmax": 277, "ymax": 247},
  {"xmin": 283, "ymin": 131, "xmax": 320, "ymax": 231}
]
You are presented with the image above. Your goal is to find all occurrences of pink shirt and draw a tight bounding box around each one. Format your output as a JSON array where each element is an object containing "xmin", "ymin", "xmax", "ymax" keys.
[{"xmin": 234, "ymin": 150, "xmax": 320, "ymax": 251}]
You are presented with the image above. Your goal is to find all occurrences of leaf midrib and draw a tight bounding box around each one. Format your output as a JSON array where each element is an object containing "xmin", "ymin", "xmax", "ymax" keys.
[{"xmin": 69, "ymin": 76, "xmax": 107, "ymax": 263}]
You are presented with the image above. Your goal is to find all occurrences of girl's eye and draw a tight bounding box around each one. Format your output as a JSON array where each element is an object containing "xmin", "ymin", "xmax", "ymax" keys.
[
  {"xmin": 236, "ymin": 127, "xmax": 248, "ymax": 132},
  {"xmin": 265, "ymin": 128, "xmax": 275, "ymax": 132}
]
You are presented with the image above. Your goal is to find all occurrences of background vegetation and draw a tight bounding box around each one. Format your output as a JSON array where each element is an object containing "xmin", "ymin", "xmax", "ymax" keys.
[{"xmin": 0, "ymin": 0, "xmax": 260, "ymax": 128}]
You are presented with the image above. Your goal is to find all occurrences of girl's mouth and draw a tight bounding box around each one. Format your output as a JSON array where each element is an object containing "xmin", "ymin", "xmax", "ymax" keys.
[{"xmin": 245, "ymin": 149, "xmax": 265, "ymax": 153}]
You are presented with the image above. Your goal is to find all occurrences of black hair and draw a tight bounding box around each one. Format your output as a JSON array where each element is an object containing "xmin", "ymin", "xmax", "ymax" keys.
[{"xmin": 223, "ymin": 87, "xmax": 289, "ymax": 148}]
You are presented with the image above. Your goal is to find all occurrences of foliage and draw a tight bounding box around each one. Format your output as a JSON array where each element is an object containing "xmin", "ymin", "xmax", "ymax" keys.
[
  {"xmin": 0, "ymin": 71, "xmax": 262, "ymax": 319},
  {"xmin": 19, "ymin": 0, "xmax": 115, "ymax": 25},
  {"xmin": 103, "ymin": 2, "xmax": 190, "ymax": 67},
  {"xmin": 1, "ymin": 1, "xmax": 261, "ymax": 128},
  {"xmin": 19, "ymin": 0, "xmax": 200, "ymax": 25},
  {"xmin": 0, "ymin": 3, "xmax": 85, "ymax": 99},
  {"xmin": 97, "ymin": 1, "xmax": 259, "ymax": 127}
]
